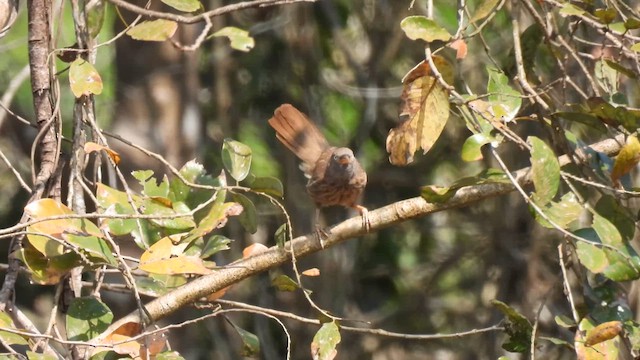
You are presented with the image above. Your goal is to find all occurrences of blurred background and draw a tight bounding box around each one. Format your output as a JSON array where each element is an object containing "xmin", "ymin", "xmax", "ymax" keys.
[{"xmin": 0, "ymin": 0, "xmax": 580, "ymax": 358}]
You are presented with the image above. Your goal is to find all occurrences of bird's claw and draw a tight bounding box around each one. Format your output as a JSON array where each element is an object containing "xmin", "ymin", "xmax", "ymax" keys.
[
  {"xmin": 315, "ymin": 225, "xmax": 330, "ymax": 248},
  {"xmin": 354, "ymin": 205, "xmax": 371, "ymax": 232}
]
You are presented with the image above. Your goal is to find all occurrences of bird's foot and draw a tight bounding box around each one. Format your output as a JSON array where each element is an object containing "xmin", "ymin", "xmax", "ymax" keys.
[
  {"xmin": 354, "ymin": 205, "xmax": 371, "ymax": 232},
  {"xmin": 315, "ymin": 225, "xmax": 331, "ymax": 249}
]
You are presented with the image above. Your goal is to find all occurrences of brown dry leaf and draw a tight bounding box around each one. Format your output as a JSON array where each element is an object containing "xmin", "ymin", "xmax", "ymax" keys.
[
  {"xmin": 584, "ymin": 321, "xmax": 623, "ymax": 347},
  {"xmin": 302, "ymin": 268, "xmax": 320, "ymax": 277},
  {"xmin": 84, "ymin": 142, "xmax": 121, "ymax": 165},
  {"xmin": 448, "ymin": 39, "xmax": 468, "ymax": 59},
  {"xmin": 387, "ymin": 56, "xmax": 452, "ymax": 166},
  {"xmin": 205, "ymin": 286, "xmax": 230, "ymax": 301},
  {"xmin": 94, "ymin": 321, "xmax": 166, "ymax": 359},
  {"xmin": 242, "ymin": 243, "xmax": 269, "ymax": 258}
]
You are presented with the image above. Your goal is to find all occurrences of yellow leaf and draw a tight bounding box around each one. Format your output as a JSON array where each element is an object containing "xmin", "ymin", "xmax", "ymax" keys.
[
  {"xmin": 611, "ymin": 135, "xmax": 640, "ymax": 185},
  {"xmin": 585, "ymin": 321, "xmax": 623, "ymax": 347},
  {"xmin": 302, "ymin": 268, "xmax": 320, "ymax": 277},
  {"xmin": 69, "ymin": 58, "xmax": 103, "ymax": 97},
  {"xmin": 139, "ymin": 256, "xmax": 212, "ymax": 275}
]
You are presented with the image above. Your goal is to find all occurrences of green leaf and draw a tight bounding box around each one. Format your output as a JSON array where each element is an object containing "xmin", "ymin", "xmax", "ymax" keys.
[
  {"xmin": 228, "ymin": 322, "xmax": 260, "ymax": 357},
  {"xmin": 554, "ymin": 315, "xmax": 576, "ymax": 328},
  {"xmin": 87, "ymin": 0, "xmax": 105, "ymax": 38},
  {"xmin": 487, "ymin": 67, "xmax": 521, "ymax": 123},
  {"xmin": 625, "ymin": 18, "xmax": 640, "ymax": 29},
  {"xmin": 274, "ymin": 223, "xmax": 289, "ymax": 248},
  {"xmin": 69, "ymin": 58, "xmax": 103, "ymax": 98},
  {"xmin": 62, "ymin": 233, "xmax": 118, "ymax": 266},
  {"xmin": 470, "ymin": 0, "xmax": 500, "ymax": 23},
  {"xmin": 66, "ymin": 297, "xmax": 113, "ymax": 342},
  {"xmin": 201, "ymin": 235, "xmax": 232, "ymax": 258},
  {"xmin": 26, "ymin": 352, "xmax": 57, "ymax": 360},
  {"xmin": 534, "ymin": 192, "xmax": 582, "ymax": 229},
  {"xmin": 127, "ymin": 19, "xmax": 178, "ymax": 41},
  {"xmin": 421, "ymin": 168, "xmax": 510, "ymax": 203},
  {"xmin": 595, "ymin": 59, "xmax": 618, "ymax": 94},
  {"xmin": 461, "ymin": 133, "xmax": 491, "ymax": 161},
  {"xmin": 222, "ymin": 139, "xmax": 252, "ymax": 182},
  {"xmin": 491, "ymin": 300, "xmax": 532, "ymax": 353},
  {"xmin": 0, "ymin": 311, "xmax": 28, "ymax": 345},
  {"xmin": 311, "ymin": 321, "xmax": 341, "ymax": 360},
  {"xmin": 528, "ymin": 136, "xmax": 559, "ymax": 204},
  {"xmin": 156, "ymin": 352, "xmax": 186, "ymax": 360},
  {"xmin": 559, "ymin": 3, "xmax": 585, "ymax": 16},
  {"xmin": 271, "ymin": 274, "xmax": 299, "ymax": 292},
  {"xmin": 594, "ymin": 8, "xmax": 617, "ymax": 24},
  {"xmin": 141, "ymin": 198, "xmax": 196, "ymax": 230},
  {"xmin": 400, "ymin": 16, "xmax": 451, "ymax": 42},
  {"xmin": 244, "ymin": 175, "xmax": 284, "ymax": 198},
  {"xmin": 212, "ymin": 27, "xmax": 255, "ymax": 52},
  {"xmin": 169, "ymin": 160, "xmax": 206, "ymax": 203},
  {"xmin": 161, "ymin": 0, "xmax": 201, "ymax": 12},
  {"xmin": 594, "ymin": 195, "xmax": 635, "ymax": 241},
  {"xmin": 631, "ymin": 42, "xmax": 640, "ymax": 52},
  {"xmin": 231, "ymin": 193, "xmax": 257, "ymax": 234}
]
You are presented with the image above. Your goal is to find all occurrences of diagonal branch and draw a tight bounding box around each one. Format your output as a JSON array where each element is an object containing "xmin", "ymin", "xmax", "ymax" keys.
[{"xmin": 95, "ymin": 134, "xmax": 626, "ymax": 340}]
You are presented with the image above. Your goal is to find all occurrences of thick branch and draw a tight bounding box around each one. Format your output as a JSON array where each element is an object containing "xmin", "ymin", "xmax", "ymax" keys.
[
  {"xmin": 0, "ymin": 0, "xmax": 60, "ymax": 309},
  {"xmin": 96, "ymin": 134, "xmax": 625, "ymax": 339}
]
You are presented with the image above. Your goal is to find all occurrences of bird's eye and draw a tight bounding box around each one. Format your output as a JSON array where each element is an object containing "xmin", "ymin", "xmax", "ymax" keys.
[{"xmin": 333, "ymin": 155, "xmax": 339, "ymax": 161}]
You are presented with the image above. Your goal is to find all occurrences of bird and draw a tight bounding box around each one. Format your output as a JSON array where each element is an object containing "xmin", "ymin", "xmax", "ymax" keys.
[{"xmin": 268, "ymin": 104, "xmax": 369, "ymax": 245}]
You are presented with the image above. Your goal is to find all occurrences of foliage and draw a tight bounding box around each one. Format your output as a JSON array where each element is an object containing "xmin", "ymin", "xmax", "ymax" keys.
[{"xmin": 3, "ymin": 0, "xmax": 640, "ymax": 358}]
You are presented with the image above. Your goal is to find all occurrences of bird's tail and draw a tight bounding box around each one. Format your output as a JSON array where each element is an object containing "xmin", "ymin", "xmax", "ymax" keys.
[{"xmin": 268, "ymin": 104, "xmax": 329, "ymax": 168}]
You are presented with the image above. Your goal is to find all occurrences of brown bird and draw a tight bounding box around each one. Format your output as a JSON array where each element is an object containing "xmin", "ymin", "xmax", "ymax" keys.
[{"xmin": 268, "ymin": 104, "xmax": 369, "ymax": 242}]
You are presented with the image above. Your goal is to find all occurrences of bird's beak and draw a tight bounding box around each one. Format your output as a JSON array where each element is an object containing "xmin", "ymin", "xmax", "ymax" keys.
[{"xmin": 338, "ymin": 155, "xmax": 351, "ymax": 165}]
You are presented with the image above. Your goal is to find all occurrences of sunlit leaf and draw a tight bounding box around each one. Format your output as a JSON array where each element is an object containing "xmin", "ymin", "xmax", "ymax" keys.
[
  {"xmin": 311, "ymin": 321, "xmax": 341, "ymax": 360},
  {"xmin": 534, "ymin": 192, "xmax": 582, "ymax": 229},
  {"xmin": 84, "ymin": 142, "xmax": 121, "ymax": 165},
  {"xmin": 529, "ymin": 137, "xmax": 559, "ymax": 205},
  {"xmin": 140, "ymin": 235, "xmax": 188, "ymax": 263},
  {"xmin": 487, "ymin": 67, "xmax": 521, "ymax": 123},
  {"xmin": 169, "ymin": 160, "xmax": 207, "ymax": 203},
  {"xmin": 0, "ymin": 312, "xmax": 28, "ymax": 345},
  {"xmin": 461, "ymin": 133, "xmax": 491, "ymax": 161},
  {"xmin": 69, "ymin": 58, "xmax": 103, "ymax": 97},
  {"xmin": 126, "ymin": 20, "xmax": 178, "ymax": 41},
  {"xmin": 212, "ymin": 27, "xmax": 254, "ymax": 52},
  {"xmin": 559, "ymin": 3, "xmax": 585, "ymax": 16},
  {"xmin": 555, "ymin": 315, "xmax": 576, "ymax": 329},
  {"xmin": 139, "ymin": 256, "xmax": 212, "ymax": 275},
  {"xmin": 448, "ymin": 38, "xmax": 468, "ymax": 59},
  {"xmin": 62, "ymin": 233, "xmax": 117, "ymax": 266},
  {"xmin": 66, "ymin": 297, "xmax": 113, "ymax": 341},
  {"xmin": 161, "ymin": 0, "xmax": 201, "ymax": 12},
  {"xmin": 595, "ymin": 59, "xmax": 618, "ymax": 94},
  {"xmin": 27, "ymin": 351, "xmax": 57, "ymax": 360},
  {"xmin": 575, "ymin": 318, "xmax": 621, "ymax": 359},
  {"xmin": 222, "ymin": 139, "xmax": 252, "ymax": 182},
  {"xmin": 387, "ymin": 57, "xmax": 452, "ymax": 165},
  {"xmin": 585, "ymin": 321, "xmax": 623, "ymax": 347},
  {"xmin": 156, "ymin": 351, "xmax": 186, "ymax": 360},
  {"xmin": 611, "ymin": 135, "xmax": 640, "ymax": 186},
  {"xmin": 400, "ymin": 16, "xmax": 451, "ymax": 42}
]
